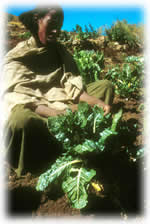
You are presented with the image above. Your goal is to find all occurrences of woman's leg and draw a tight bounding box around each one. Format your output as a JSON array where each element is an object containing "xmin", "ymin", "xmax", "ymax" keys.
[
  {"xmin": 86, "ymin": 80, "xmax": 115, "ymax": 105},
  {"xmin": 4, "ymin": 105, "xmax": 62, "ymax": 176}
]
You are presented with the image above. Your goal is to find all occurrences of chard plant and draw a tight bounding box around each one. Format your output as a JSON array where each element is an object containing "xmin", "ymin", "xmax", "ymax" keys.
[
  {"xmin": 105, "ymin": 56, "xmax": 144, "ymax": 98},
  {"xmin": 36, "ymin": 102, "xmax": 122, "ymax": 209},
  {"xmin": 73, "ymin": 24, "xmax": 99, "ymax": 41},
  {"xmin": 58, "ymin": 30, "xmax": 73, "ymax": 43},
  {"xmin": 73, "ymin": 50, "xmax": 104, "ymax": 84},
  {"xmin": 19, "ymin": 31, "xmax": 31, "ymax": 39}
]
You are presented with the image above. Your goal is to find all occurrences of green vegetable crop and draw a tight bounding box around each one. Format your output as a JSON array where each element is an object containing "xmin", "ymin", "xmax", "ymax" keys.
[
  {"xmin": 105, "ymin": 56, "xmax": 144, "ymax": 98},
  {"xmin": 73, "ymin": 24, "xmax": 99, "ymax": 41},
  {"xmin": 36, "ymin": 103, "xmax": 122, "ymax": 209},
  {"xmin": 105, "ymin": 19, "xmax": 143, "ymax": 49},
  {"xmin": 58, "ymin": 30, "xmax": 73, "ymax": 43},
  {"xmin": 73, "ymin": 50, "xmax": 104, "ymax": 84}
]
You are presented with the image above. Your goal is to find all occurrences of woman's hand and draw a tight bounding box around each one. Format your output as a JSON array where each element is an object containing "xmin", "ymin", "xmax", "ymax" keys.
[
  {"xmin": 98, "ymin": 103, "xmax": 111, "ymax": 115},
  {"xmin": 79, "ymin": 91, "xmax": 111, "ymax": 115}
]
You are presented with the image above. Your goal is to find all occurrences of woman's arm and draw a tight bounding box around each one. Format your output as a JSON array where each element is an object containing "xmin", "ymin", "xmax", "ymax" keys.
[
  {"xmin": 78, "ymin": 91, "xmax": 111, "ymax": 115},
  {"xmin": 34, "ymin": 91, "xmax": 111, "ymax": 118},
  {"xmin": 35, "ymin": 105, "xmax": 65, "ymax": 117}
]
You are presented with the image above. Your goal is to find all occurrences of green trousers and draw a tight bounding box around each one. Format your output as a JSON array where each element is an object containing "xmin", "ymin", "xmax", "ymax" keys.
[{"xmin": 4, "ymin": 80, "xmax": 114, "ymax": 177}]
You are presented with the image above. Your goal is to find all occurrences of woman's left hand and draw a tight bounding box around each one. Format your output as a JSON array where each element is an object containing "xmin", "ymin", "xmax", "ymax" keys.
[
  {"xmin": 79, "ymin": 91, "xmax": 112, "ymax": 116},
  {"xmin": 101, "ymin": 104, "xmax": 111, "ymax": 115}
]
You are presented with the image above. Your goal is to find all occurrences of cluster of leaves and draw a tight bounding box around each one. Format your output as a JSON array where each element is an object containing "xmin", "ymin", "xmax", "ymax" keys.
[
  {"xmin": 105, "ymin": 19, "xmax": 143, "ymax": 49},
  {"xmin": 57, "ymin": 30, "xmax": 73, "ymax": 43},
  {"xmin": 19, "ymin": 31, "xmax": 32, "ymax": 39},
  {"xmin": 116, "ymin": 118, "xmax": 144, "ymax": 161},
  {"xmin": 36, "ymin": 102, "xmax": 122, "ymax": 209},
  {"xmin": 73, "ymin": 49, "xmax": 104, "ymax": 84},
  {"xmin": 58, "ymin": 24, "xmax": 99, "ymax": 44},
  {"xmin": 73, "ymin": 24, "xmax": 99, "ymax": 41},
  {"xmin": 105, "ymin": 56, "xmax": 144, "ymax": 98}
]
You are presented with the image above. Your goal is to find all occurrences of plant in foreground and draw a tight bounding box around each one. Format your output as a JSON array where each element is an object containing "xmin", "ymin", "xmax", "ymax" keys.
[{"xmin": 36, "ymin": 103, "xmax": 122, "ymax": 209}]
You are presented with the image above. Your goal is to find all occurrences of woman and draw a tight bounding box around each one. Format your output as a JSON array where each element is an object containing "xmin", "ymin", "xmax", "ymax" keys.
[{"xmin": 3, "ymin": 5, "xmax": 114, "ymax": 177}]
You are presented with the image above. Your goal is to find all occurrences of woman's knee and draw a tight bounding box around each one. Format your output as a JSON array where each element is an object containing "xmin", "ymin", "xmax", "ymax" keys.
[
  {"xmin": 100, "ymin": 80, "xmax": 114, "ymax": 90},
  {"xmin": 9, "ymin": 105, "xmax": 40, "ymax": 130}
]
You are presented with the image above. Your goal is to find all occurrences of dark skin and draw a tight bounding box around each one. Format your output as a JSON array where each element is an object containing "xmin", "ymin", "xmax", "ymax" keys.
[{"xmin": 34, "ymin": 9, "xmax": 111, "ymax": 117}]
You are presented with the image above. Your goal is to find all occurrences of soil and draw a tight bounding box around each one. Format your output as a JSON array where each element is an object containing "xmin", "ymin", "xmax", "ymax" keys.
[{"xmin": 3, "ymin": 18, "xmax": 145, "ymax": 220}]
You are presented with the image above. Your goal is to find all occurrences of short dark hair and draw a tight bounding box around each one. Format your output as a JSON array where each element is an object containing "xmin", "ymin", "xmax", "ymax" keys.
[{"xmin": 19, "ymin": 5, "xmax": 64, "ymax": 35}]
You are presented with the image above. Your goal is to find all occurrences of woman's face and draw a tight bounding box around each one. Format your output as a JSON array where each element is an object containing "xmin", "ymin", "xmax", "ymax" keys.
[{"xmin": 37, "ymin": 9, "xmax": 63, "ymax": 45}]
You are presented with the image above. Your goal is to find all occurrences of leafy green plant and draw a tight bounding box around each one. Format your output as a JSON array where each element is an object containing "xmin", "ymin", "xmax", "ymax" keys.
[
  {"xmin": 73, "ymin": 24, "xmax": 99, "ymax": 41},
  {"xmin": 105, "ymin": 56, "xmax": 144, "ymax": 98},
  {"xmin": 73, "ymin": 50, "xmax": 104, "ymax": 84},
  {"xmin": 117, "ymin": 118, "xmax": 144, "ymax": 161},
  {"xmin": 58, "ymin": 30, "xmax": 73, "ymax": 43},
  {"xmin": 36, "ymin": 102, "xmax": 122, "ymax": 209},
  {"xmin": 19, "ymin": 31, "xmax": 31, "ymax": 39},
  {"xmin": 84, "ymin": 24, "xmax": 100, "ymax": 39},
  {"xmin": 105, "ymin": 19, "xmax": 143, "ymax": 49}
]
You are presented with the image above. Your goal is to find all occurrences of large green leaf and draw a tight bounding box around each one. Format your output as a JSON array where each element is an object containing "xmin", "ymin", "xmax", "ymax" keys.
[
  {"xmin": 36, "ymin": 155, "xmax": 82, "ymax": 191},
  {"xmin": 111, "ymin": 109, "xmax": 123, "ymax": 132},
  {"xmin": 73, "ymin": 139, "xmax": 98, "ymax": 155},
  {"xmin": 75, "ymin": 102, "xmax": 91, "ymax": 128},
  {"xmin": 97, "ymin": 128, "xmax": 117, "ymax": 151},
  {"xmin": 62, "ymin": 168, "xmax": 96, "ymax": 209}
]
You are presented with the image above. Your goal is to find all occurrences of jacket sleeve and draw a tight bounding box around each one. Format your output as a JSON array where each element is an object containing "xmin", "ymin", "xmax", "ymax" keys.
[{"xmin": 60, "ymin": 72, "xmax": 83, "ymax": 100}]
